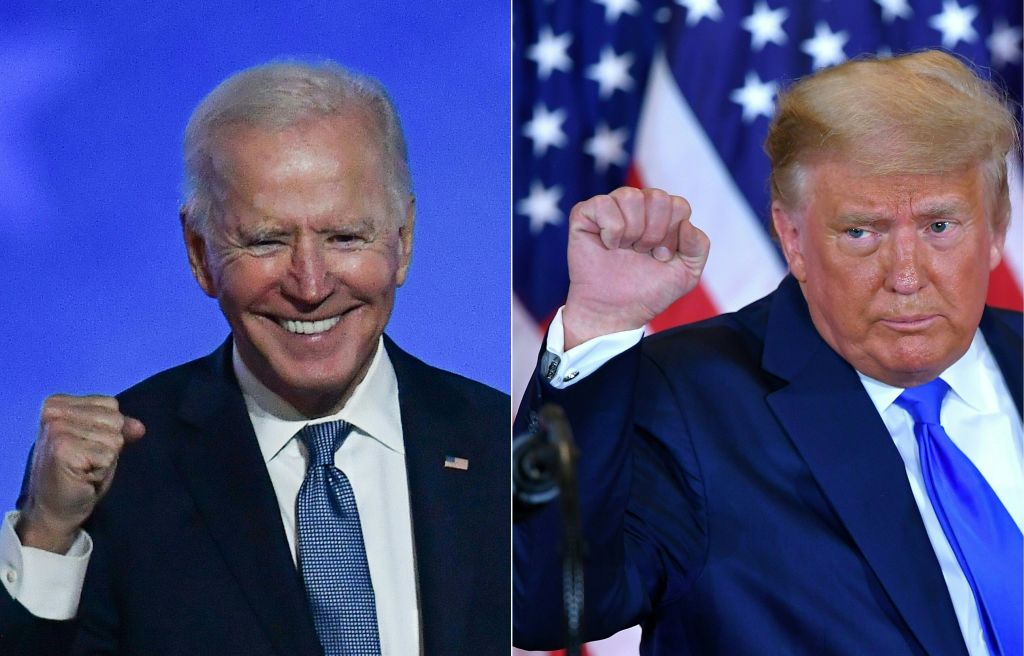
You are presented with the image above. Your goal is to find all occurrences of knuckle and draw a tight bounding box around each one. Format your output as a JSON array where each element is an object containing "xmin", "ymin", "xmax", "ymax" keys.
[
  {"xmin": 85, "ymin": 395, "xmax": 119, "ymax": 411},
  {"xmin": 645, "ymin": 187, "xmax": 669, "ymax": 203},
  {"xmin": 647, "ymin": 190, "xmax": 670, "ymax": 210},
  {"xmin": 672, "ymin": 195, "xmax": 692, "ymax": 217},
  {"xmin": 40, "ymin": 405, "xmax": 63, "ymax": 423},
  {"xmin": 612, "ymin": 186, "xmax": 642, "ymax": 205},
  {"xmin": 45, "ymin": 417, "xmax": 73, "ymax": 438},
  {"xmin": 592, "ymin": 194, "xmax": 615, "ymax": 214}
]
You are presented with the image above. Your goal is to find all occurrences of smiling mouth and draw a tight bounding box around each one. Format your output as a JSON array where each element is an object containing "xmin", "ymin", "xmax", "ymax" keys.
[{"xmin": 276, "ymin": 316, "xmax": 342, "ymax": 335}]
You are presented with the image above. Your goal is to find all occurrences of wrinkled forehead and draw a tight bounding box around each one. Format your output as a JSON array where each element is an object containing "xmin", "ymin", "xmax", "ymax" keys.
[
  {"xmin": 214, "ymin": 111, "xmax": 386, "ymax": 175},
  {"xmin": 205, "ymin": 116, "xmax": 402, "ymax": 230},
  {"xmin": 797, "ymin": 156, "xmax": 996, "ymax": 220}
]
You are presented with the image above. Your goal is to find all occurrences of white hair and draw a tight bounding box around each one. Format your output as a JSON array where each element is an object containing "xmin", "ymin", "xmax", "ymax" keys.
[{"xmin": 182, "ymin": 59, "xmax": 412, "ymax": 235}]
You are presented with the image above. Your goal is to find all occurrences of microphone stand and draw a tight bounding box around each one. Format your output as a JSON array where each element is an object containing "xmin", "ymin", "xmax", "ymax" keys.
[{"xmin": 513, "ymin": 404, "xmax": 585, "ymax": 656}]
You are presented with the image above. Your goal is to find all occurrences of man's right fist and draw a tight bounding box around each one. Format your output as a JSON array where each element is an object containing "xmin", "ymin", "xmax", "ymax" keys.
[
  {"xmin": 16, "ymin": 395, "xmax": 145, "ymax": 554},
  {"xmin": 563, "ymin": 187, "xmax": 710, "ymax": 349}
]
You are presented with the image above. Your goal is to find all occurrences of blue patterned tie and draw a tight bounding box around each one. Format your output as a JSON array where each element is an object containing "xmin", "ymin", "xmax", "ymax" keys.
[
  {"xmin": 296, "ymin": 421, "xmax": 382, "ymax": 655},
  {"xmin": 895, "ymin": 379, "xmax": 1022, "ymax": 656}
]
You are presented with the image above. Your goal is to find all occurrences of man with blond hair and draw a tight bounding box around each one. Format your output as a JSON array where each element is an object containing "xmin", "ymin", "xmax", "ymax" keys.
[
  {"xmin": 515, "ymin": 50, "xmax": 1022, "ymax": 656},
  {"xmin": 0, "ymin": 60, "xmax": 509, "ymax": 655}
]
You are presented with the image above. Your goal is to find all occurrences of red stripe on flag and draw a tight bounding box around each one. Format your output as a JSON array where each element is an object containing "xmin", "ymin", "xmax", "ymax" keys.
[
  {"xmin": 546, "ymin": 647, "xmax": 592, "ymax": 656},
  {"xmin": 624, "ymin": 166, "xmax": 643, "ymax": 189},
  {"xmin": 987, "ymin": 261, "xmax": 1023, "ymax": 311},
  {"xmin": 650, "ymin": 283, "xmax": 720, "ymax": 333}
]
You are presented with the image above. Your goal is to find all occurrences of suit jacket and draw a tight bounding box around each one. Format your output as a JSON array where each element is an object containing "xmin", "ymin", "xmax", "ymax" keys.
[
  {"xmin": 514, "ymin": 275, "xmax": 1022, "ymax": 656},
  {"xmin": 1, "ymin": 335, "xmax": 510, "ymax": 655}
]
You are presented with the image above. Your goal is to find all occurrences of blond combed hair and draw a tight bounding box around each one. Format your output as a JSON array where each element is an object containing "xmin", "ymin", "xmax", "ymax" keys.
[{"xmin": 765, "ymin": 50, "xmax": 1019, "ymax": 226}]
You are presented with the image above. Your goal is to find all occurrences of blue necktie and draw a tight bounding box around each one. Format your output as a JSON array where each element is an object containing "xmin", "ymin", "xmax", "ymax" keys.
[
  {"xmin": 296, "ymin": 421, "xmax": 382, "ymax": 655},
  {"xmin": 895, "ymin": 379, "xmax": 1022, "ymax": 656}
]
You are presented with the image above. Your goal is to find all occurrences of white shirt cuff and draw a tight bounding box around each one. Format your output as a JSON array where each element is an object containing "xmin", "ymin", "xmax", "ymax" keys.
[
  {"xmin": 543, "ymin": 306, "xmax": 645, "ymax": 389},
  {"xmin": 0, "ymin": 510, "xmax": 91, "ymax": 620}
]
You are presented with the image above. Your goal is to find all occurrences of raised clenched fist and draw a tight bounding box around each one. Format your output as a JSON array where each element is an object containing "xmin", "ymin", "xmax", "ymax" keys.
[
  {"xmin": 16, "ymin": 395, "xmax": 145, "ymax": 554},
  {"xmin": 563, "ymin": 187, "xmax": 710, "ymax": 349}
]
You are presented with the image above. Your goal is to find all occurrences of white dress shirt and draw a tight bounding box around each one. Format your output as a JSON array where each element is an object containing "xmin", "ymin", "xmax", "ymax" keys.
[
  {"xmin": 1, "ymin": 337, "xmax": 421, "ymax": 655},
  {"xmin": 858, "ymin": 331, "xmax": 1024, "ymax": 656},
  {"xmin": 543, "ymin": 308, "xmax": 1023, "ymax": 656}
]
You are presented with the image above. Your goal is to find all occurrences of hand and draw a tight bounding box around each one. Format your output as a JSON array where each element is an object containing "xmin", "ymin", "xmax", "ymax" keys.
[
  {"xmin": 563, "ymin": 187, "xmax": 710, "ymax": 349},
  {"xmin": 16, "ymin": 395, "xmax": 145, "ymax": 554}
]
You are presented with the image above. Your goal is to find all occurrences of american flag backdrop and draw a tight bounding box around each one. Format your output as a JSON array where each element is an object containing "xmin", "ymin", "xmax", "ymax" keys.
[{"xmin": 512, "ymin": 1, "xmax": 1022, "ymax": 654}]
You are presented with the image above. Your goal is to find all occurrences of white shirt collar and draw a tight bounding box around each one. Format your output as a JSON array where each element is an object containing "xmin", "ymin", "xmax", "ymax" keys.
[
  {"xmin": 232, "ymin": 337, "xmax": 405, "ymax": 463},
  {"xmin": 857, "ymin": 329, "xmax": 1001, "ymax": 415}
]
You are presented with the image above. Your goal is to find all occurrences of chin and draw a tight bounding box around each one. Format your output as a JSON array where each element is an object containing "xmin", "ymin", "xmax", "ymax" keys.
[{"xmin": 876, "ymin": 346, "xmax": 956, "ymax": 386}]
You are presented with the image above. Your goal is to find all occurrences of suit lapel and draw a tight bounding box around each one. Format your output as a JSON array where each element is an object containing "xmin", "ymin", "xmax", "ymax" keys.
[
  {"xmin": 762, "ymin": 278, "xmax": 968, "ymax": 656},
  {"xmin": 979, "ymin": 308, "xmax": 1023, "ymax": 417},
  {"xmin": 387, "ymin": 338, "xmax": 476, "ymax": 653},
  {"xmin": 170, "ymin": 341, "xmax": 322, "ymax": 656}
]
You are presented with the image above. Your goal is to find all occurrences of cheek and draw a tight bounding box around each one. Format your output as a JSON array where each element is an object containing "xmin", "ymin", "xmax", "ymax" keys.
[
  {"xmin": 334, "ymin": 250, "xmax": 402, "ymax": 294},
  {"xmin": 215, "ymin": 259, "xmax": 283, "ymax": 308}
]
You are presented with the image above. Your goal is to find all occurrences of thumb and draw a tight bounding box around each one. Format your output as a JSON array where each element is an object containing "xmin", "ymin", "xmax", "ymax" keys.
[
  {"xmin": 677, "ymin": 221, "xmax": 710, "ymax": 262},
  {"xmin": 122, "ymin": 416, "xmax": 147, "ymax": 442}
]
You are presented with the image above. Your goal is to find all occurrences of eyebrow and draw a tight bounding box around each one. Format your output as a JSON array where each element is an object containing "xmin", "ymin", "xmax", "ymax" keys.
[
  {"xmin": 913, "ymin": 201, "xmax": 969, "ymax": 218},
  {"xmin": 833, "ymin": 212, "xmax": 888, "ymax": 228},
  {"xmin": 834, "ymin": 200, "xmax": 970, "ymax": 227},
  {"xmin": 314, "ymin": 218, "xmax": 377, "ymax": 235},
  {"xmin": 239, "ymin": 225, "xmax": 290, "ymax": 241}
]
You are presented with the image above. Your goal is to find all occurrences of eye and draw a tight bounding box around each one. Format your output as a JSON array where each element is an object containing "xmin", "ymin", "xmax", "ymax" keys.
[
  {"xmin": 929, "ymin": 221, "xmax": 950, "ymax": 234},
  {"xmin": 328, "ymin": 232, "xmax": 370, "ymax": 246},
  {"xmin": 845, "ymin": 227, "xmax": 867, "ymax": 239}
]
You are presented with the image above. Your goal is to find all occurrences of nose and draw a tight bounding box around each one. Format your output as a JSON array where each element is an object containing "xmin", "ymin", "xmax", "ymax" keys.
[
  {"xmin": 283, "ymin": 237, "xmax": 331, "ymax": 306},
  {"xmin": 884, "ymin": 226, "xmax": 926, "ymax": 295}
]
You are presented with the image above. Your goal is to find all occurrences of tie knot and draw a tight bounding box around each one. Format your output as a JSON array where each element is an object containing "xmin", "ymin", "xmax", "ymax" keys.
[
  {"xmin": 297, "ymin": 420, "xmax": 351, "ymax": 467},
  {"xmin": 894, "ymin": 378, "xmax": 950, "ymax": 426}
]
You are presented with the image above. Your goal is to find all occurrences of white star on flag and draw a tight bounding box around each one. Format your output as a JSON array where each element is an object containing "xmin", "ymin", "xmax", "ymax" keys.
[
  {"xmin": 527, "ymin": 26, "xmax": 573, "ymax": 80},
  {"xmin": 676, "ymin": 0, "xmax": 723, "ymax": 26},
  {"xmin": 741, "ymin": 2, "xmax": 789, "ymax": 51},
  {"xmin": 587, "ymin": 46, "xmax": 635, "ymax": 99},
  {"xmin": 874, "ymin": 0, "xmax": 913, "ymax": 24},
  {"xmin": 987, "ymin": 20, "xmax": 1022, "ymax": 67},
  {"xmin": 730, "ymin": 71, "xmax": 778, "ymax": 123},
  {"xmin": 593, "ymin": 0, "xmax": 641, "ymax": 23},
  {"xmin": 523, "ymin": 103, "xmax": 568, "ymax": 157},
  {"xmin": 801, "ymin": 21, "xmax": 850, "ymax": 70},
  {"xmin": 928, "ymin": 0, "xmax": 979, "ymax": 48},
  {"xmin": 518, "ymin": 180, "xmax": 564, "ymax": 235},
  {"xmin": 584, "ymin": 123, "xmax": 630, "ymax": 173}
]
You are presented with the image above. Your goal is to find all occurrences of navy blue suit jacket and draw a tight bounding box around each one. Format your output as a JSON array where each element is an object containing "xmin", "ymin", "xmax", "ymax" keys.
[
  {"xmin": 514, "ymin": 275, "xmax": 1022, "ymax": 655},
  {"xmin": 1, "ymin": 336, "xmax": 510, "ymax": 655}
]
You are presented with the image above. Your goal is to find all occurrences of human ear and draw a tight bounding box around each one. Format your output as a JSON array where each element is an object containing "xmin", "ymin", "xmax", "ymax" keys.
[
  {"xmin": 395, "ymin": 196, "xmax": 416, "ymax": 287},
  {"xmin": 772, "ymin": 202, "xmax": 807, "ymax": 282},
  {"xmin": 180, "ymin": 207, "xmax": 218, "ymax": 298}
]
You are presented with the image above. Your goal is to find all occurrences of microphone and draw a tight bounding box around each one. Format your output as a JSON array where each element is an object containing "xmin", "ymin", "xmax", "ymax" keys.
[{"xmin": 513, "ymin": 404, "xmax": 573, "ymax": 508}]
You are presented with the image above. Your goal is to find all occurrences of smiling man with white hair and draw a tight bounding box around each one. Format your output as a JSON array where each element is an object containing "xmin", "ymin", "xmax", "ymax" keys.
[{"xmin": 1, "ymin": 60, "xmax": 509, "ymax": 656}]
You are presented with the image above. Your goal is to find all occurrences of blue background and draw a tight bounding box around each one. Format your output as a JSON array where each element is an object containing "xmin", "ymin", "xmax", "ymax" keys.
[{"xmin": 0, "ymin": 3, "xmax": 510, "ymax": 505}]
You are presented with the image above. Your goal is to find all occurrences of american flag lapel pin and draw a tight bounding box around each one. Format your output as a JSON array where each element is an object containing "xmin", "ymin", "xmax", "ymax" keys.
[{"xmin": 444, "ymin": 455, "xmax": 469, "ymax": 471}]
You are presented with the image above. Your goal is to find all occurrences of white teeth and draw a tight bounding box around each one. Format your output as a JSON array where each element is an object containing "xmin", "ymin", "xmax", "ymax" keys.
[{"xmin": 278, "ymin": 316, "xmax": 341, "ymax": 335}]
